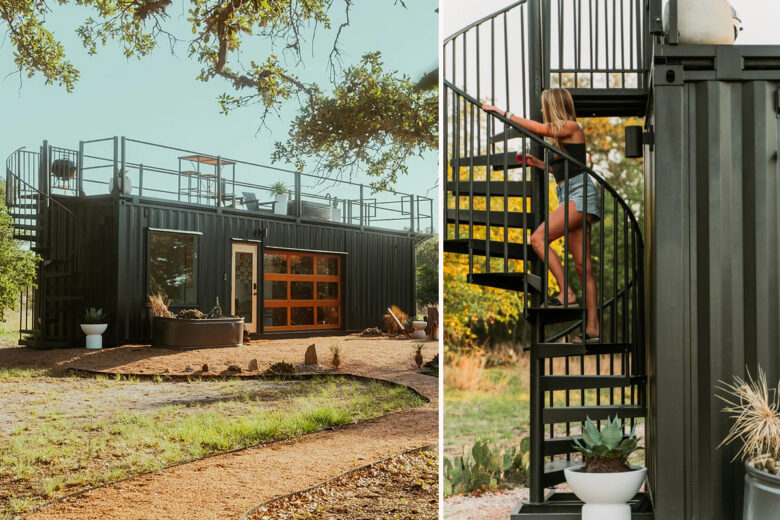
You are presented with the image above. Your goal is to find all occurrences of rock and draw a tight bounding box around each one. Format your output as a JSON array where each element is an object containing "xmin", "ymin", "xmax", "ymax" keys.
[
  {"xmin": 201, "ymin": 363, "xmax": 210, "ymax": 372},
  {"xmin": 184, "ymin": 366, "xmax": 195, "ymax": 373},
  {"xmin": 248, "ymin": 359, "xmax": 259, "ymax": 371},
  {"xmin": 227, "ymin": 364, "xmax": 242, "ymax": 373},
  {"xmin": 305, "ymin": 344, "xmax": 317, "ymax": 365},
  {"xmin": 209, "ymin": 365, "xmax": 220, "ymax": 373}
]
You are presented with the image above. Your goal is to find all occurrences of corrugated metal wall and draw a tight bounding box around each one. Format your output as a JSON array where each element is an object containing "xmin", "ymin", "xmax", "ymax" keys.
[
  {"xmin": 648, "ymin": 76, "xmax": 780, "ymax": 519},
  {"xmin": 109, "ymin": 199, "xmax": 417, "ymax": 343}
]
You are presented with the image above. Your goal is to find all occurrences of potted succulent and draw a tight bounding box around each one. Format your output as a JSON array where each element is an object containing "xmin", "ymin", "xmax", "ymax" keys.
[
  {"xmin": 80, "ymin": 307, "xmax": 108, "ymax": 350},
  {"xmin": 717, "ymin": 368, "xmax": 780, "ymax": 519},
  {"xmin": 269, "ymin": 181, "xmax": 289, "ymax": 216},
  {"xmin": 564, "ymin": 416, "xmax": 645, "ymax": 520},
  {"xmin": 331, "ymin": 196, "xmax": 342, "ymax": 222}
]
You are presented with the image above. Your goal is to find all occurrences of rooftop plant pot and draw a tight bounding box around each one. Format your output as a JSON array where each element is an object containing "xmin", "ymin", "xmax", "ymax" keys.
[
  {"xmin": 51, "ymin": 159, "xmax": 77, "ymax": 180},
  {"xmin": 564, "ymin": 465, "xmax": 646, "ymax": 520},
  {"xmin": 152, "ymin": 316, "xmax": 244, "ymax": 349},
  {"xmin": 273, "ymin": 193, "xmax": 288, "ymax": 215},
  {"xmin": 744, "ymin": 458, "xmax": 780, "ymax": 520}
]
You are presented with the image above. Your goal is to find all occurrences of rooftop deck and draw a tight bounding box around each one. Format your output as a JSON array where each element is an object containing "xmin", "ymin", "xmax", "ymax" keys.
[{"xmin": 6, "ymin": 137, "xmax": 434, "ymax": 236}]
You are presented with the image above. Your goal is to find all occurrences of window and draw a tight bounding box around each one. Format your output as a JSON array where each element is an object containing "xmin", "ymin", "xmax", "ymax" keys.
[
  {"xmin": 149, "ymin": 230, "xmax": 200, "ymax": 305},
  {"xmin": 262, "ymin": 249, "xmax": 342, "ymax": 331}
]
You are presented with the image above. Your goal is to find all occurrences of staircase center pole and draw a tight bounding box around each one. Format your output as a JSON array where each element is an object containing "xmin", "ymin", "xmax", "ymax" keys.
[{"xmin": 527, "ymin": 0, "xmax": 550, "ymax": 506}]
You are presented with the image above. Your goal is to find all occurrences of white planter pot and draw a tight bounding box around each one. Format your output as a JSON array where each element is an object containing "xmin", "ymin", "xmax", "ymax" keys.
[
  {"xmin": 108, "ymin": 176, "xmax": 133, "ymax": 195},
  {"xmin": 332, "ymin": 207, "xmax": 342, "ymax": 223},
  {"xmin": 411, "ymin": 320, "xmax": 427, "ymax": 340},
  {"xmin": 274, "ymin": 193, "xmax": 289, "ymax": 215},
  {"xmin": 80, "ymin": 323, "xmax": 108, "ymax": 350},
  {"xmin": 564, "ymin": 465, "xmax": 646, "ymax": 520},
  {"xmin": 664, "ymin": 0, "xmax": 734, "ymax": 44}
]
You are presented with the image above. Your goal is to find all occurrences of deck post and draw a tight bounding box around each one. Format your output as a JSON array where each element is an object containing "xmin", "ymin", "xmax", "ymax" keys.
[
  {"xmin": 295, "ymin": 171, "xmax": 302, "ymax": 222},
  {"xmin": 409, "ymin": 195, "xmax": 415, "ymax": 235},
  {"xmin": 78, "ymin": 141, "xmax": 84, "ymax": 197},
  {"xmin": 359, "ymin": 184, "xmax": 365, "ymax": 230},
  {"xmin": 138, "ymin": 164, "xmax": 144, "ymax": 197},
  {"xmin": 120, "ymin": 136, "xmax": 126, "ymax": 195},
  {"xmin": 40, "ymin": 140, "xmax": 50, "ymax": 199},
  {"xmin": 112, "ymin": 136, "xmax": 119, "ymax": 195},
  {"xmin": 667, "ymin": 0, "xmax": 678, "ymax": 44},
  {"xmin": 216, "ymin": 156, "xmax": 222, "ymax": 208}
]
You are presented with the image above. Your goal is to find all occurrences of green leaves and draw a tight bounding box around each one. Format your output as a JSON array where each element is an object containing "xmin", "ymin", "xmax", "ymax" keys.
[
  {"xmin": 0, "ymin": 182, "xmax": 38, "ymax": 321},
  {"xmin": 572, "ymin": 416, "xmax": 641, "ymax": 467},
  {"xmin": 272, "ymin": 52, "xmax": 437, "ymax": 191}
]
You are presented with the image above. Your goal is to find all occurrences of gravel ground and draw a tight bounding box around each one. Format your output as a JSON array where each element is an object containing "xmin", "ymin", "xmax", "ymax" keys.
[
  {"xmin": 248, "ymin": 446, "xmax": 438, "ymax": 520},
  {"xmin": 444, "ymin": 488, "xmax": 529, "ymax": 520}
]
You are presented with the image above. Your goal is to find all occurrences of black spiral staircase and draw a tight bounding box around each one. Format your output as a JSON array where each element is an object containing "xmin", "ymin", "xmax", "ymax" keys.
[
  {"xmin": 5, "ymin": 143, "xmax": 83, "ymax": 348},
  {"xmin": 444, "ymin": 1, "xmax": 653, "ymax": 517}
]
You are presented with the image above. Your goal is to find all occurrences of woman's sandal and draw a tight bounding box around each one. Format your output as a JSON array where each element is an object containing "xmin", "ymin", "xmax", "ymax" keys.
[
  {"xmin": 572, "ymin": 333, "xmax": 600, "ymax": 344},
  {"xmin": 547, "ymin": 296, "xmax": 578, "ymax": 307}
]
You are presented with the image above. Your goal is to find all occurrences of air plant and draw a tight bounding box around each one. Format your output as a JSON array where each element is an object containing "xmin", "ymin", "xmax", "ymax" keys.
[{"xmin": 717, "ymin": 367, "xmax": 780, "ymax": 465}]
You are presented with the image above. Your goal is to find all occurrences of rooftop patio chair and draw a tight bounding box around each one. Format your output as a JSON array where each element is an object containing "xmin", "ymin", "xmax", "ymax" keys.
[{"xmin": 242, "ymin": 191, "xmax": 275, "ymax": 213}]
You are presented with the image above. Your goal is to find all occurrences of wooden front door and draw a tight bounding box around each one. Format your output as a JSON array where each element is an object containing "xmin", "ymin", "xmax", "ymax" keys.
[{"xmin": 231, "ymin": 243, "xmax": 258, "ymax": 333}]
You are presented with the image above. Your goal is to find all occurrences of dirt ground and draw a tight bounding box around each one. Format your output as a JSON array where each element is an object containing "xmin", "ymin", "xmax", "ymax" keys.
[
  {"xmin": 444, "ymin": 489, "xmax": 530, "ymax": 519},
  {"xmin": 248, "ymin": 447, "xmax": 438, "ymax": 520},
  {"xmin": 0, "ymin": 335, "xmax": 438, "ymax": 519}
]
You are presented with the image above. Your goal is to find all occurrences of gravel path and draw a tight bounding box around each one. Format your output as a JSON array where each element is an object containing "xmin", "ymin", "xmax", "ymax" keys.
[
  {"xmin": 444, "ymin": 489, "xmax": 529, "ymax": 520},
  {"xmin": 1, "ymin": 336, "xmax": 437, "ymax": 520}
]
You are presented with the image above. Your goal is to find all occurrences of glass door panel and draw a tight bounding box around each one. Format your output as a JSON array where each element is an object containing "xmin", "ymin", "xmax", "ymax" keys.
[{"xmin": 231, "ymin": 243, "xmax": 258, "ymax": 333}]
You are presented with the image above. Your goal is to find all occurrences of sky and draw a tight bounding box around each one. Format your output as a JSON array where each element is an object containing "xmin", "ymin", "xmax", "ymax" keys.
[{"xmin": 0, "ymin": 0, "xmax": 439, "ymax": 222}]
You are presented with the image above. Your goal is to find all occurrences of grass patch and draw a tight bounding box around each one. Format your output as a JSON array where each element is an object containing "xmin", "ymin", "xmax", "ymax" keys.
[
  {"xmin": 0, "ymin": 376, "xmax": 423, "ymax": 517},
  {"xmin": 445, "ymin": 363, "xmax": 529, "ymax": 455}
]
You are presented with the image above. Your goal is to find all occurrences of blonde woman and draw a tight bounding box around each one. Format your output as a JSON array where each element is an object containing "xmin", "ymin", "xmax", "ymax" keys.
[{"xmin": 482, "ymin": 88, "xmax": 601, "ymax": 343}]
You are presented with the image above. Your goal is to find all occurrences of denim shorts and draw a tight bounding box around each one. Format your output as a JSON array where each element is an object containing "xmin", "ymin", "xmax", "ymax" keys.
[{"xmin": 555, "ymin": 173, "xmax": 601, "ymax": 222}]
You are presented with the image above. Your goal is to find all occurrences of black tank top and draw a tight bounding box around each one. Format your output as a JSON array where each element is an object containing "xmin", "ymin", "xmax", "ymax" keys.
[{"xmin": 550, "ymin": 142, "xmax": 587, "ymax": 184}]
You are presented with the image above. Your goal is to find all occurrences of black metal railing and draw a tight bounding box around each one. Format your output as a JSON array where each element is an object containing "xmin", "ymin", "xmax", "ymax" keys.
[
  {"xmin": 67, "ymin": 137, "xmax": 433, "ymax": 235},
  {"xmin": 546, "ymin": 0, "xmax": 648, "ymax": 89},
  {"xmin": 443, "ymin": 0, "xmax": 648, "ymax": 504},
  {"xmin": 5, "ymin": 145, "xmax": 83, "ymax": 344},
  {"xmin": 445, "ymin": 77, "xmax": 646, "ymax": 503}
]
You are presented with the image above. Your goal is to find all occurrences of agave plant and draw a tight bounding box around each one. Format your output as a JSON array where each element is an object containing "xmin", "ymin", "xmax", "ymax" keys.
[
  {"xmin": 82, "ymin": 307, "xmax": 107, "ymax": 324},
  {"xmin": 572, "ymin": 416, "xmax": 639, "ymax": 473},
  {"xmin": 269, "ymin": 181, "xmax": 289, "ymax": 195}
]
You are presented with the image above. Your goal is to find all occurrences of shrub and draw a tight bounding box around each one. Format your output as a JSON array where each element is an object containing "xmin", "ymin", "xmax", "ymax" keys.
[
  {"xmin": 267, "ymin": 361, "xmax": 296, "ymax": 375},
  {"xmin": 148, "ymin": 293, "xmax": 173, "ymax": 318},
  {"xmin": 443, "ymin": 438, "xmax": 528, "ymax": 496},
  {"xmin": 330, "ymin": 344, "xmax": 342, "ymax": 369},
  {"xmin": 177, "ymin": 308, "xmax": 206, "ymax": 320},
  {"xmin": 383, "ymin": 305, "xmax": 408, "ymax": 333}
]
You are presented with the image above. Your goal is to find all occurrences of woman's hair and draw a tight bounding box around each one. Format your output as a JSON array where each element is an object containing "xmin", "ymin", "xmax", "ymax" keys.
[{"xmin": 541, "ymin": 88, "xmax": 577, "ymax": 153}]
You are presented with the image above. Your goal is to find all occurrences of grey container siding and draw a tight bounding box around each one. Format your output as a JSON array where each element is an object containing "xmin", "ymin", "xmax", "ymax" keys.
[
  {"xmin": 114, "ymin": 198, "xmax": 417, "ymax": 343},
  {"xmin": 647, "ymin": 77, "xmax": 780, "ymax": 519}
]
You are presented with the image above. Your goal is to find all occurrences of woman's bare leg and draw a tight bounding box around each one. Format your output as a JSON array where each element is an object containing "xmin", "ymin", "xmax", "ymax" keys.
[
  {"xmin": 530, "ymin": 201, "xmax": 585, "ymax": 304},
  {"xmin": 568, "ymin": 224, "xmax": 600, "ymax": 338}
]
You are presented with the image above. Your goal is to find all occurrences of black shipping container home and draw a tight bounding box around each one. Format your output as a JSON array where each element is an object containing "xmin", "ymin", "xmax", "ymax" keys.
[{"xmin": 4, "ymin": 137, "xmax": 433, "ymax": 347}]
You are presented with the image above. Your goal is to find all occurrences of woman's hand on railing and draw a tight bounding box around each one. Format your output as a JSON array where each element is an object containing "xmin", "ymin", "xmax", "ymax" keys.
[{"xmin": 481, "ymin": 104, "xmax": 505, "ymax": 116}]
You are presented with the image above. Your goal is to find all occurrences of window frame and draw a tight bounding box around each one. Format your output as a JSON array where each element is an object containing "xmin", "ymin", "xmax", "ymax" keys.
[
  {"xmin": 146, "ymin": 228, "xmax": 203, "ymax": 308},
  {"xmin": 262, "ymin": 248, "xmax": 343, "ymax": 331}
]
